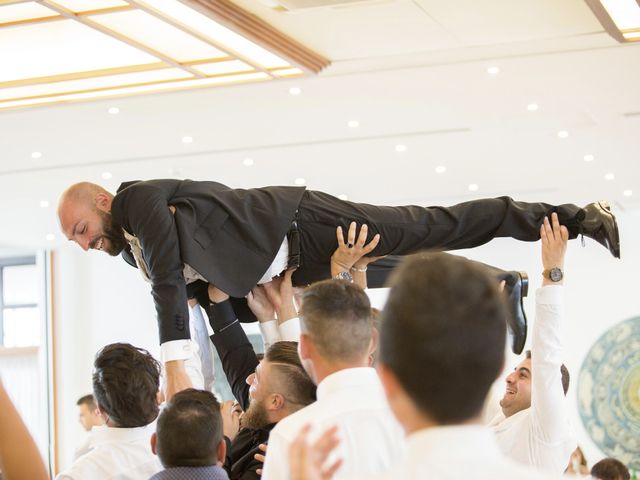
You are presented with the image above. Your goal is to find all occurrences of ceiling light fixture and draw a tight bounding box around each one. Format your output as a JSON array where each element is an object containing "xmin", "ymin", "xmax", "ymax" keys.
[
  {"xmin": 45, "ymin": 233, "xmax": 55, "ymax": 241},
  {"xmin": 243, "ymin": 158, "xmax": 254, "ymax": 166},
  {"xmin": 435, "ymin": 166, "xmax": 446, "ymax": 174},
  {"xmin": 585, "ymin": 0, "xmax": 640, "ymax": 43},
  {"xmin": 623, "ymin": 189, "xmax": 633, "ymax": 196},
  {"xmin": 584, "ymin": 154, "xmax": 595, "ymax": 162},
  {"xmin": 0, "ymin": 0, "xmax": 329, "ymax": 111},
  {"xmin": 468, "ymin": 183, "xmax": 479, "ymax": 192},
  {"xmin": 294, "ymin": 177, "xmax": 305, "ymax": 185},
  {"xmin": 487, "ymin": 66, "xmax": 500, "ymax": 75},
  {"xmin": 101, "ymin": 172, "xmax": 113, "ymax": 179},
  {"xmin": 347, "ymin": 120, "xmax": 359, "ymax": 128},
  {"xmin": 527, "ymin": 103, "xmax": 539, "ymax": 111},
  {"xmin": 557, "ymin": 130, "xmax": 569, "ymax": 139},
  {"xmin": 395, "ymin": 144, "xmax": 407, "ymax": 153},
  {"xmin": 288, "ymin": 86, "xmax": 301, "ymax": 95},
  {"xmin": 605, "ymin": 173, "xmax": 615, "ymax": 180},
  {"xmin": 31, "ymin": 151, "xmax": 42, "ymax": 159},
  {"xmin": 182, "ymin": 135, "xmax": 193, "ymax": 144},
  {"xmin": 39, "ymin": 200, "xmax": 49, "ymax": 208},
  {"xmin": 108, "ymin": 106, "xmax": 120, "ymax": 114}
]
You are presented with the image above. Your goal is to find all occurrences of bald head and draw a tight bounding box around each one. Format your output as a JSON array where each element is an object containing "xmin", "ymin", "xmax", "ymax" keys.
[{"xmin": 58, "ymin": 182, "xmax": 125, "ymax": 256}]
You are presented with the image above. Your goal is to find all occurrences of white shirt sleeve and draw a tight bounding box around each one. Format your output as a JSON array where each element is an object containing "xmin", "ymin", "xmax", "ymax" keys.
[
  {"xmin": 260, "ymin": 428, "xmax": 291, "ymax": 480},
  {"xmin": 530, "ymin": 285, "xmax": 571, "ymax": 443},
  {"xmin": 259, "ymin": 320, "xmax": 281, "ymax": 352},
  {"xmin": 160, "ymin": 339, "xmax": 192, "ymax": 362},
  {"xmin": 278, "ymin": 317, "xmax": 301, "ymax": 342}
]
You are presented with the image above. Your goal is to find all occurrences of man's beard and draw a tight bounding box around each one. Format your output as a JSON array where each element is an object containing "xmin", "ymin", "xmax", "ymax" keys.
[
  {"xmin": 241, "ymin": 397, "xmax": 270, "ymax": 430},
  {"xmin": 97, "ymin": 209, "xmax": 127, "ymax": 256}
]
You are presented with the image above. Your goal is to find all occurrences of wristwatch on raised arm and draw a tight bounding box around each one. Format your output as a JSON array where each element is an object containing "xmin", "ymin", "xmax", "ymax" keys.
[
  {"xmin": 334, "ymin": 270, "xmax": 353, "ymax": 283},
  {"xmin": 542, "ymin": 267, "xmax": 563, "ymax": 282}
]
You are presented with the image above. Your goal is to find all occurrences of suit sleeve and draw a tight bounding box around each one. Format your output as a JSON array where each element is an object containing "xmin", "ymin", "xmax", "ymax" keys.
[
  {"xmin": 209, "ymin": 300, "xmax": 259, "ymax": 412},
  {"xmin": 120, "ymin": 184, "xmax": 191, "ymax": 344}
]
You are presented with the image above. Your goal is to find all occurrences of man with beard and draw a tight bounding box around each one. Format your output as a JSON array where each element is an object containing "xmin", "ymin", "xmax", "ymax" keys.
[{"xmin": 57, "ymin": 179, "xmax": 619, "ymax": 397}]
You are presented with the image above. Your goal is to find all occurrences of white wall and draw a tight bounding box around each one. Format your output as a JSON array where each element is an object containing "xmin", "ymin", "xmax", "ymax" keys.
[{"xmin": 52, "ymin": 208, "xmax": 640, "ymax": 472}]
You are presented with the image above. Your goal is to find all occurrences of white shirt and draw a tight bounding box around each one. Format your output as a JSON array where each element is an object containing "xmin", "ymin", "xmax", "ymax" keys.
[
  {"xmin": 489, "ymin": 286, "xmax": 576, "ymax": 474},
  {"xmin": 261, "ymin": 367, "xmax": 405, "ymax": 480},
  {"xmin": 56, "ymin": 424, "xmax": 162, "ymax": 480},
  {"xmin": 367, "ymin": 425, "xmax": 562, "ymax": 480}
]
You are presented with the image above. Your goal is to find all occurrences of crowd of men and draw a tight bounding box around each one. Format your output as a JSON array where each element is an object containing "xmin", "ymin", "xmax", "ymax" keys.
[{"xmin": 0, "ymin": 179, "xmax": 629, "ymax": 480}]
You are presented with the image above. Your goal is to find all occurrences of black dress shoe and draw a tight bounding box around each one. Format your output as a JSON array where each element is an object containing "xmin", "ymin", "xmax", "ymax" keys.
[
  {"xmin": 580, "ymin": 201, "xmax": 620, "ymax": 259},
  {"xmin": 501, "ymin": 271, "xmax": 528, "ymax": 355}
]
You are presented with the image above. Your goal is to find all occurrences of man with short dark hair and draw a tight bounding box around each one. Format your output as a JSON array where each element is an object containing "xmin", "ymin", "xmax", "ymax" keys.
[
  {"xmin": 57, "ymin": 343, "xmax": 162, "ymax": 480},
  {"xmin": 591, "ymin": 458, "xmax": 631, "ymax": 480},
  {"xmin": 261, "ymin": 280, "xmax": 404, "ymax": 480},
  {"xmin": 489, "ymin": 213, "xmax": 576, "ymax": 473},
  {"xmin": 74, "ymin": 393, "xmax": 105, "ymax": 460},
  {"xmin": 150, "ymin": 389, "xmax": 229, "ymax": 480}
]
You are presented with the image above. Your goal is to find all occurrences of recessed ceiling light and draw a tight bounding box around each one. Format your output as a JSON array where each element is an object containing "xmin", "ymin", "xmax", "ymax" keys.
[
  {"xmin": 294, "ymin": 177, "xmax": 306, "ymax": 185},
  {"xmin": 45, "ymin": 233, "xmax": 55, "ymax": 241},
  {"xmin": 605, "ymin": 173, "xmax": 615, "ymax": 181},
  {"xmin": 108, "ymin": 107, "xmax": 120, "ymax": 115},
  {"xmin": 435, "ymin": 166, "xmax": 447, "ymax": 174},
  {"xmin": 527, "ymin": 103, "xmax": 539, "ymax": 112},
  {"xmin": 557, "ymin": 130, "xmax": 569, "ymax": 139},
  {"xmin": 101, "ymin": 172, "xmax": 113, "ymax": 180},
  {"xmin": 395, "ymin": 144, "xmax": 407, "ymax": 153},
  {"xmin": 289, "ymin": 87, "xmax": 302, "ymax": 96},
  {"xmin": 468, "ymin": 183, "xmax": 479, "ymax": 192},
  {"xmin": 584, "ymin": 154, "xmax": 595, "ymax": 162},
  {"xmin": 623, "ymin": 189, "xmax": 633, "ymax": 197},
  {"xmin": 487, "ymin": 66, "xmax": 500, "ymax": 75},
  {"xmin": 347, "ymin": 120, "xmax": 360, "ymax": 128},
  {"xmin": 338, "ymin": 194, "xmax": 348, "ymax": 201},
  {"xmin": 182, "ymin": 136, "xmax": 193, "ymax": 144},
  {"xmin": 243, "ymin": 158, "xmax": 254, "ymax": 167},
  {"xmin": 39, "ymin": 200, "xmax": 49, "ymax": 208},
  {"xmin": 31, "ymin": 151, "xmax": 42, "ymax": 159}
]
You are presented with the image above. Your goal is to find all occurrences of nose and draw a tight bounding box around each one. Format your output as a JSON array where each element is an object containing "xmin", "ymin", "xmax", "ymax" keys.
[
  {"xmin": 78, "ymin": 238, "xmax": 90, "ymax": 251},
  {"xmin": 246, "ymin": 373, "xmax": 255, "ymax": 386},
  {"xmin": 505, "ymin": 372, "xmax": 516, "ymax": 384}
]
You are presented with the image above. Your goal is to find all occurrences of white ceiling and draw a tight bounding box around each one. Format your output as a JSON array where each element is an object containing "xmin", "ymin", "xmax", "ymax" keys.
[{"xmin": 0, "ymin": 0, "xmax": 639, "ymax": 249}]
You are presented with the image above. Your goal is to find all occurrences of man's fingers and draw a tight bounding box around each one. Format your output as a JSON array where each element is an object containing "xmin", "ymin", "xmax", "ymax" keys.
[
  {"xmin": 560, "ymin": 225, "xmax": 569, "ymax": 242},
  {"xmin": 363, "ymin": 233, "xmax": 380, "ymax": 253},
  {"xmin": 336, "ymin": 226, "xmax": 344, "ymax": 246},
  {"xmin": 254, "ymin": 453, "xmax": 266, "ymax": 463},
  {"xmin": 347, "ymin": 221, "xmax": 356, "ymax": 247},
  {"xmin": 356, "ymin": 224, "xmax": 368, "ymax": 247},
  {"xmin": 323, "ymin": 459, "xmax": 344, "ymax": 478}
]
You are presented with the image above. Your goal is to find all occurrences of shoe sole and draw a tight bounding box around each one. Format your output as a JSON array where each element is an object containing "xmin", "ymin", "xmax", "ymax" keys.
[
  {"xmin": 598, "ymin": 201, "xmax": 621, "ymax": 258},
  {"xmin": 512, "ymin": 271, "xmax": 528, "ymax": 355}
]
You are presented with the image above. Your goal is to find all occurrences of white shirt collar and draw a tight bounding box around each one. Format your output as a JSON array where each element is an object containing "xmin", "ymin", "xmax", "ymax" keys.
[
  {"xmin": 90, "ymin": 423, "xmax": 155, "ymax": 446},
  {"xmin": 316, "ymin": 367, "xmax": 381, "ymax": 400},
  {"xmin": 406, "ymin": 425, "xmax": 502, "ymax": 460}
]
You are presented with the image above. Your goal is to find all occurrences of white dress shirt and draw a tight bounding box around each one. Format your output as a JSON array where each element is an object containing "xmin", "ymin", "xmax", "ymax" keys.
[
  {"xmin": 56, "ymin": 424, "xmax": 162, "ymax": 480},
  {"xmin": 489, "ymin": 286, "xmax": 576, "ymax": 474},
  {"xmin": 367, "ymin": 425, "xmax": 562, "ymax": 480},
  {"xmin": 261, "ymin": 367, "xmax": 405, "ymax": 480}
]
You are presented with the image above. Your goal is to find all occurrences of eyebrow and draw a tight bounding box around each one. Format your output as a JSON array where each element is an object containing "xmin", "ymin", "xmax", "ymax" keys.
[{"xmin": 516, "ymin": 367, "xmax": 531, "ymax": 375}]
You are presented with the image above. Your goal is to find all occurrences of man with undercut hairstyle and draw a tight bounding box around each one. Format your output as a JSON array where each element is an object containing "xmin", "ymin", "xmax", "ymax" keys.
[
  {"xmin": 58, "ymin": 179, "xmax": 619, "ymax": 398},
  {"xmin": 489, "ymin": 213, "xmax": 577, "ymax": 474},
  {"xmin": 261, "ymin": 279, "xmax": 404, "ymax": 480},
  {"xmin": 591, "ymin": 458, "xmax": 631, "ymax": 480},
  {"xmin": 57, "ymin": 343, "xmax": 163, "ymax": 480},
  {"xmin": 150, "ymin": 389, "xmax": 229, "ymax": 480}
]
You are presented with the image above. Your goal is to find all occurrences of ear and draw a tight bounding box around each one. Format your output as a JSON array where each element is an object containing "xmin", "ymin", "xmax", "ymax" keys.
[
  {"xmin": 150, "ymin": 432, "xmax": 158, "ymax": 455},
  {"xmin": 94, "ymin": 192, "xmax": 112, "ymax": 212},
  {"xmin": 216, "ymin": 438, "xmax": 227, "ymax": 466},
  {"xmin": 369, "ymin": 327, "xmax": 379, "ymax": 357},
  {"xmin": 267, "ymin": 392, "xmax": 286, "ymax": 412},
  {"xmin": 298, "ymin": 333, "xmax": 312, "ymax": 361}
]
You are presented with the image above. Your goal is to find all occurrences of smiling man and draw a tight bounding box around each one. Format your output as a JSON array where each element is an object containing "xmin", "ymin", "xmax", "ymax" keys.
[
  {"xmin": 489, "ymin": 213, "xmax": 576, "ymax": 474},
  {"xmin": 58, "ymin": 179, "xmax": 619, "ymax": 397}
]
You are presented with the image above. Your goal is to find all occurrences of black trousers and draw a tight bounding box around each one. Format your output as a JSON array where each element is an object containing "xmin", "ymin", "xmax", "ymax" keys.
[{"xmin": 292, "ymin": 191, "xmax": 582, "ymax": 287}]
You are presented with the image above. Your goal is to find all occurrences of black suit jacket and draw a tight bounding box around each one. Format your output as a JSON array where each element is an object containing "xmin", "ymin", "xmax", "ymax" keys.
[{"xmin": 111, "ymin": 179, "xmax": 305, "ymax": 344}]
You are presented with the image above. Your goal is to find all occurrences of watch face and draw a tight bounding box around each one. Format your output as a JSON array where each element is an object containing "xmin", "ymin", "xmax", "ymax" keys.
[
  {"xmin": 550, "ymin": 267, "xmax": 563, "ymax": 282},
  {"xmin": 335, "ymin": 271, "xmax": 353, "ymax": 282}
]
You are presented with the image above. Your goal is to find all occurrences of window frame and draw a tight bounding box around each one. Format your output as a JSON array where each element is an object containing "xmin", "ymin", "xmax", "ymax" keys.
[{"xmin": 0, "ymin": 255, "xmax": 37, "ymax": 347}]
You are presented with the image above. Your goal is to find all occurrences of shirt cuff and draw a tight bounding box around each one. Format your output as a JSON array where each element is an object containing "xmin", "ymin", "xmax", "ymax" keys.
[
  {"xmin": 160, "ymin": 339, "xmax": 192, "ymax": 363},
  {"xmin": 536, "ymin": 285, "xmax": 563, "ymax": 304},
  {"xmin": 259, "ymin": 320, "xmax": 280, "ymax": 350},
  {"xmin": 279, "ymin": 317, "xmax": 301, "ymax": 342}
]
